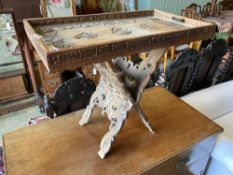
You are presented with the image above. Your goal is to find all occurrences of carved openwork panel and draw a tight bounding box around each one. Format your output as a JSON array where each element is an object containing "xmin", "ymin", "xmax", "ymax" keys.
[
  {"xmin": 44, "ymin": 76, "xmax": 96, "ymax": 117},
  {"xmin": 192, "ymin": 39, "xmax": 227, "ymax": 90},
  {"xmin": 79, "ymin": 61, "xmax": 156, "ymax": 159},
  {"xmin": 112, "ymin": 48, "xmax": 165, "ymax": 102},
  {"xmin": 212, "ymin": 49, "xmax": 233, "ymax": 85},
  {"xmin": 166, "ymin": 49, "xmax": 199, "ymax": 96}
]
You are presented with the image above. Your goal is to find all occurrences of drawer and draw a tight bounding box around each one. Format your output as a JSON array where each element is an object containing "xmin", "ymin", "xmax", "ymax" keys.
[
  {"xmin": 142, "ymin": 135, "xmax": 217, "ymax": 175},
  {"xmin": 143, "ymin": 151, "xmax": 209, "ymax": 175},
  {"xmin": 188, "ymin": 155, "xmax": 210, "ymax": 175}
]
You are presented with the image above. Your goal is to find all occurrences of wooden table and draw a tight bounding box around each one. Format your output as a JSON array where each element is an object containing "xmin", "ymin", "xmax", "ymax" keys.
[
  {"xmin": 3, "ymin": 87, "xmax": 223, "ymax": 175},
  {"xmin": 23, "ymin": 9, "xmax": 216, "ymax": 100}
]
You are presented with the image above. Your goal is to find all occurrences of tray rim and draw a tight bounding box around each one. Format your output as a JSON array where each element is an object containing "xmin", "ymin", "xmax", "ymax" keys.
[{"xmin": 23, "ymin": 9, "xmax": 217, "ymax": 72}]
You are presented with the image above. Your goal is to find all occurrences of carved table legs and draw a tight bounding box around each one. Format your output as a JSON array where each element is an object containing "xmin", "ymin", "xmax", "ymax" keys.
[
  {"xmin": 79, "ymin": 48, "xmax": 166, "ymax": 159},
  {"xmin": 79, "ymin": 62, "xmax": 133, "ymax": 159},
  {"xmin": 134, "ymin": 104, "xmax": 155, "ymax": 134}
]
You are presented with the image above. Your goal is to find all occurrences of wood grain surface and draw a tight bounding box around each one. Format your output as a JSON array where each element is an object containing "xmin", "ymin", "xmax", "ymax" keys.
[
  {"xmin": 0, "ymin": 76, "xmax": 28, "ymax": 102},
  {"xmin": 3, "ymin": 87, "xmax": 223, "ymax": 175}
]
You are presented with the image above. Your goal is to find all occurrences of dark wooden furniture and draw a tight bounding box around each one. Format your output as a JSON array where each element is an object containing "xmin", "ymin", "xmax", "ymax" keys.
[
  {"xmin": 192, "ymin": 39, "xmax": 227, "ymax": 90},
  {"xmin": 1, "ymin": 1, "xmax": 42, "ymax": 100},
  {"xmin": 80, "ymin": 0, "xmax": 101, "ymax": 14},
  {"xmin": 0, "ymin": 9, "xmax": 28, "ymax": 102},
  {"xmin": 166, "ymin": 49, "xmax": 199, "ymax": 96},
  {"xmin": 203, "ymin": 2, "xmax": 214, "ymax": 17},
  {"xmin": 1, "ymin": 0, "xmax": 41, "ymax": 22},
  {"xmin": 221, "ymin": 0, "xmax": 233, "ymax": 10},
  {"xmin": 3, "ymin": 87, "xmax": 223, "ymax": 175},
  {"xmin": 212, "ymin": 49, "xmax": 233, "ymax": 84},
  {"xmin": 0, "ymin": 2, "xmax": 43, "ymax": 114},
  {"xmin": 165, "ymin": 39, "xmax": 227, "ymax": 96}
]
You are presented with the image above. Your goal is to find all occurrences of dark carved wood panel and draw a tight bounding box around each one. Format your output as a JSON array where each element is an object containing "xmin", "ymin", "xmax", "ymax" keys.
[
  {"xmin": 212, "ymin": 49, "xmax": 233, "ymax": 85},
  {"xmin": 192, "ymin": 39, "xmax": 227, "ymax": 90},
  {"xmin": 166, "ymin": 49, "xmax": 199, "ymax": 97},
  {"xmin": 44, "ymin": 77, "xmax": 96, "ymax": 117}
]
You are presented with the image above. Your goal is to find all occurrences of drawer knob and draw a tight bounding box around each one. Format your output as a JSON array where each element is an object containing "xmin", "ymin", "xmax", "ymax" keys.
[{"xmin": 175, "ymin": 157, "xmax": 190, "ymax": 169}]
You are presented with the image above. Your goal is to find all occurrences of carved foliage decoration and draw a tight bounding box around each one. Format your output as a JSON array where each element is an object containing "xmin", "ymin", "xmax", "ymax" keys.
[
  {"xmin": 113, "ymin": 48, "xmax": 166, "ymax": 102},
  {"xmin": 79, "ymin": 62, "xmax": 134, "ymax": 159},
  {"xmin": 79, "ymin": 57, "xmax": 159, "ymax": 159}
]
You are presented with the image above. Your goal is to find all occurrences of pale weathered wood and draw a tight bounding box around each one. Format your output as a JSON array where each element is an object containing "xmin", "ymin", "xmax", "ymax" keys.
[
  {"xmin": 23, "ymin": 9, "xmax": 216, "ymax": 73},
  {"xmin": 79, "ymin": 62, "xmax": 134, "ymax": 159},
  {"xmin": 3, "ymin": 87, "xmax": 223, "ymax": 175},
  {"xmin": 80, "ymin": 49, "xmax": 165, "ymax": 159}
]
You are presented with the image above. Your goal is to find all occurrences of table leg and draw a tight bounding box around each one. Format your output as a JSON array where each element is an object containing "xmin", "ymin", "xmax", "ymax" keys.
[
  {"xmin": 79, "ymin": 47, "xmax": 166, "ymax": 158},
  {"xmin": 79, "ymin": 90, "xmax": 99, "ymax": 126},
  {"xmin": 23, "ymin": 38, "xmax": 40, "ymax": 98},
  {"xmin": 134, "ymin": 104, "xmax": 155, "ymax": 134},
  {"xmin": 98, "ymin": 115, "xmax": 125, "ymax": 159}
]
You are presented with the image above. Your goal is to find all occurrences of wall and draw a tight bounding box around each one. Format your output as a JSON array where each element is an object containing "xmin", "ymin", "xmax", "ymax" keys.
[
  {"xmin": 138, "ymin": 0, "xmax": 152, "ymax": 10},
  {"xmin": 138, "ymin": 0, "xmax": 211, "ymax": 14}
]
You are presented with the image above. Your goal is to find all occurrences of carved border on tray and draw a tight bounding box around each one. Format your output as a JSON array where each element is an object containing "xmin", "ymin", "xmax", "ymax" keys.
[
  {"xmin": 28, "ymin": 10, "xmax": 154, "ymax": 26},
  {"xmin": 45, "ymin": 25, "xmax": 216, "ymax": 72}
]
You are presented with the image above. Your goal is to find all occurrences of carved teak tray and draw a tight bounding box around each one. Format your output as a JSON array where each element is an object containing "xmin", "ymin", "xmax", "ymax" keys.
[{"xmin": 23, "ymin": 10, "xmax": 216, "ymax": 73}]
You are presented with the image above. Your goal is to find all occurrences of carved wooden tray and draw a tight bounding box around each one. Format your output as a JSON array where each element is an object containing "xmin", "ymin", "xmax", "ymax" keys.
[{"xmin": 23, "ymin": 10, "xmax": 216, "ymax": 72}]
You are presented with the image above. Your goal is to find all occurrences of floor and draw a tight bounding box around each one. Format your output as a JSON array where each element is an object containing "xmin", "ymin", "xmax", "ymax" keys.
[{"xmin": 0, "ymin": 105, "xmax": 43, "ymax": 146}]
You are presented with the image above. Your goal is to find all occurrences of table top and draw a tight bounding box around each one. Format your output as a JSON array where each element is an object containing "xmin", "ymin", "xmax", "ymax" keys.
[
  {"xmin": 204, "ymin": 10, "xmax": 233, "ymax": 33},
  {"xmin": 3, "ymin": 87, "xmax": 222, "ymax": 175},
  {"xmin": 23, "ymin": 10, "xmax": 216, "ymax": 72}
]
